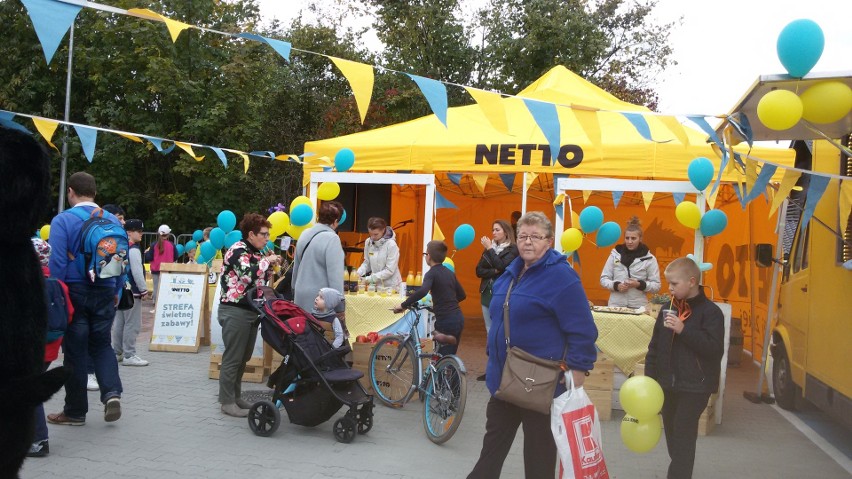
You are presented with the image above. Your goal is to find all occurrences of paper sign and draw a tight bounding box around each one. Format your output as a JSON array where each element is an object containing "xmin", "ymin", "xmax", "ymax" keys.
[{"xmin": 150, "ymin": 265, "xmax": 207, "ymax": 352}]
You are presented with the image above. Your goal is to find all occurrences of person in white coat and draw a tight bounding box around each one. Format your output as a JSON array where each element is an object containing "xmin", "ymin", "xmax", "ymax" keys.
[
  {"xmin": 600, "ymin": 216, "xmax": 661, "ymax": 308},
  {"xmin": 356, "ymin": 217, "xmax": 402, "ymax": 289}
]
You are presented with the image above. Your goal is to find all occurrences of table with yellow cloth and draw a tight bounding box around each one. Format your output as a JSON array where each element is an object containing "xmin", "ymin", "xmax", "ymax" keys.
[
  {"xmin": 344, "ymin": 293, "xmax": 410, "ymax": 338},
  {"xmin": 592, "ymin": 311, "xmax": 656, "ymax": 375}
]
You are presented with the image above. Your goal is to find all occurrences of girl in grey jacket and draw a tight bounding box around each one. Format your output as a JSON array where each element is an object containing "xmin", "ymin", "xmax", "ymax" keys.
[{"xmin": 599, "ymin": 216, "xmax": 661, "ymax": 308}]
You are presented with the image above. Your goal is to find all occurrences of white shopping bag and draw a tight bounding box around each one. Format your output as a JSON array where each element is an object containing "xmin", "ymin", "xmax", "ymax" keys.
[{"xmin": 551, "ymin": 372, "xmax": 610, "ymax": 479}]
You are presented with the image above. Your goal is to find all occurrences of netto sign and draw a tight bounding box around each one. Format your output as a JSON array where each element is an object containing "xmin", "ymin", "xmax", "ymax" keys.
[{"xmin": 474, "ymin": 143, "xmax": 584, "ymax": 168}]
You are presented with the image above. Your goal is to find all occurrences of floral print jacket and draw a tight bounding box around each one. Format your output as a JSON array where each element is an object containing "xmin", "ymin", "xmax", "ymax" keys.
[{"xmin": 220, "ymin": 240, "xmax": 272, "ymax": 309}]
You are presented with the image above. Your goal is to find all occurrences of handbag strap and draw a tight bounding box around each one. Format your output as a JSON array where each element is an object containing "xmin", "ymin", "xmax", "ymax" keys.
[{"xmin": 501, "ymin": 277, "xmax": 568, "ymax": 362}]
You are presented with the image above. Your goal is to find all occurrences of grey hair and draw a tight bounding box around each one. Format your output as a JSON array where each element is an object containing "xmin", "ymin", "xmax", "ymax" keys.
[{"xmin": 517, "ymin": 211, "xmax": 553, "ymax": 238}]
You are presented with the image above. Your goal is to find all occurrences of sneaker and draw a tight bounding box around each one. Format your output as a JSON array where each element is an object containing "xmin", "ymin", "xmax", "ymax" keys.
[
  {"xmin": 87, "ymin": 374, "xmax": 99, "ymax": 391},
  {"xmin": 26, "ymin": 440, "xmax": 49, "ymax": 457},
  {"xmin": 47, "ymin": 412, "xmax": 85, "ymax": 426},
  {"xmin": 235, "ymin": 397, "xmax": 253, "ymax": 409},
  {"xmin": 104, "ymin": 397, "xmax": 121, "ymax": 422},
  {"xmin": 221, "ymin": 403, "xmax": 249, "ymax": 418},
  {"xmin": 116, "ymin": 352, "xmax": 123, "ymax": 362},
  {"xmin": 122, "ymin": 355, "xmax": 149, "ymax": 367}
]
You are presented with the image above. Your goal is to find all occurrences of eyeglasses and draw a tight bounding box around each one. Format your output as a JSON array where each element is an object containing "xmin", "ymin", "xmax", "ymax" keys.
[
  {"xmin": 517, "ymin": 234, "xmax": 548, "ymax": 243},
  {"xmin": 257, "ymin": 231, "xmax": 271, "ymax": 238},
  {"xmin": 422, "ymin": 252, "xmax": 428, "ymax": 256}
]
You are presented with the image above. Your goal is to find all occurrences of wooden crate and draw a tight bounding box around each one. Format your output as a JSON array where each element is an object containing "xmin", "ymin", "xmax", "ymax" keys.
[
  {"xmin": 209, "ymin": 354, "xmax": 265, "ymax": 383},
  {"xmin": 698, "ymin": 403, "xmax": 715, "ymax": 436},
  {"xmin": 587, "ymin": 388, "xmax": 612, "ymax": 421},
  {"xmin": 586, "ymin": 353, "xmax": 614, "ymax": 390}
]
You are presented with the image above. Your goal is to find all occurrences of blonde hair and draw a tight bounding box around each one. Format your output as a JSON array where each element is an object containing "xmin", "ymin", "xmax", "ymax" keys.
[
  {"xmin": 517, "ymin": 212, "xmax": 553, "ymax": 238},
  {"xmin": 625, "ymin": 216, "xmax": 643, "ymax": 238},
  {"xmin": 665, "ymin": 257, "xmax": 700, "ymax": 282}
]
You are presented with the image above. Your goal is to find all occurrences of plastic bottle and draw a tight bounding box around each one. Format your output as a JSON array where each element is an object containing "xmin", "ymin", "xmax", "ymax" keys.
[
  {"xmin": 343, "ymin": 269, "xmax": 351, "ymax": 294},
  {"xmin": 406, "ymin": 271, "xmax": 415, "ymax": 296},
  {"xmin": 349, "ymin": 270, "xmax": 359, "ymax": 294},
  {"xmin": 412, "ymin": 272, "xmax": 422, "ymax": 296}
]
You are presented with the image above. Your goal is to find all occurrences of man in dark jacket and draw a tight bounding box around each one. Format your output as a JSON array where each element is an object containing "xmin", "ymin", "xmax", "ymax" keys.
[{"xmin": 645, "ymin": 257, "xmax": 724, "ymax": 479}]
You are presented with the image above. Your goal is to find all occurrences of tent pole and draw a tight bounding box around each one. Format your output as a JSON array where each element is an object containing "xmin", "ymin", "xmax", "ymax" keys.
[
  {"xmin": 521, "ymin": 172, "xmax": 528, "ymax": 214},
  {"xmin": 424, "ymin": 182, "xmax": 435, "ymax": 274}
]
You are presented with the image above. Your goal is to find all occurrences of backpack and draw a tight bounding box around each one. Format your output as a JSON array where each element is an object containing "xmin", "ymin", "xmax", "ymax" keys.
[
  {"xmin": 44, "ymin": 277, "xmax": 70, "ymax": 342},
  {"xmin": 68, "ymin": 207, "xmax": 129, "ymax": 282}
]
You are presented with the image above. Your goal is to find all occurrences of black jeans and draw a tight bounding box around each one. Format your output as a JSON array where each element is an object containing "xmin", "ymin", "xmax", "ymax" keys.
[
  {"xmin": 661, "ymin": 389, "xmax": 711, "ymax": 479},
  {"xmin": 467, "ymin": 396, "xmax": 556, "ymax": 479}
]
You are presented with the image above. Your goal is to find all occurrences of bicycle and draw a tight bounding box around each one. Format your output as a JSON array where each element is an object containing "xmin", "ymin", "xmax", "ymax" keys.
[{"xmin": 368, "ymin": 303, "xmax": 468, "ymax": 444}]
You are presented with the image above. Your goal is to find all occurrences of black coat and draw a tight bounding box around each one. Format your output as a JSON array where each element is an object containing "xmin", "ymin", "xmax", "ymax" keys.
[
  {"xmin": 645, "ymin": 289, "xmax": 725, "ymax": 394},
  {"xmin": 475, "ymin": 244, "xmax": 519, "ymax": 294}
]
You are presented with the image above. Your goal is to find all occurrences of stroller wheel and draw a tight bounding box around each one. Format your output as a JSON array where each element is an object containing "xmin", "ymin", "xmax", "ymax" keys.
[
  {"xmin": 333, "ymin": 416, "xmax": 357, "ymax": 443},
  {"xmin": 357, "ymin": 412, "xmax": 373, "ymax": 435},
  {"xmin": 248, "ymin": 400, "xmax": 281, "ymax": 437}
]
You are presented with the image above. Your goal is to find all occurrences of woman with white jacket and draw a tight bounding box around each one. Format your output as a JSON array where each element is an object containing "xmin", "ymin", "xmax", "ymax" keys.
[
  {"xmin": 600, "ymin": 216, "xmax": 661, "ymax": 308},
  {"xmin": 356, "ymin": 217, "xmax": 402, "ymax": 289}
]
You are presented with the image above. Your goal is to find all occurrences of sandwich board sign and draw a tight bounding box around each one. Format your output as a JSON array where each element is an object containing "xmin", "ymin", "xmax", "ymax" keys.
[{"xmin": 150, "ymin": 263, "xmax": 208, "ymax": 352}]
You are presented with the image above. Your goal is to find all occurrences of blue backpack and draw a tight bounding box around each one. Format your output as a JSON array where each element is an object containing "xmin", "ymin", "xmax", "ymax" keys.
[
  {"xmin": 44, "ymin": 277, "xmax": 70, "ymax": 342},
  {"xmin": 68, "ymin": 207, "xmax": 129, "ymax": 282}
]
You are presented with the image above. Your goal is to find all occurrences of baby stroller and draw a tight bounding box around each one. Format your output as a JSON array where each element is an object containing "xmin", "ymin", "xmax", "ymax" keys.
[{"xmin": 246, "ymin": 286, "xmax": 374, "ymax": 443}]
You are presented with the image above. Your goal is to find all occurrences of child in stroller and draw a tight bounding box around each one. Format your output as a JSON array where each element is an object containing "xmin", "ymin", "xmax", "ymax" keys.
[
  {"xmin": 246, "ymin": 287, "xmax": 373, "ymax": 443},
  {"xmin": 312, "ymin": 288, "xmax": 347, "ymax": 349}
]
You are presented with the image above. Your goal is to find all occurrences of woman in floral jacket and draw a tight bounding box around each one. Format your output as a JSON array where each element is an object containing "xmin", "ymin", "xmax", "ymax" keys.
[{"xmin": 218, "ymin": 213, "xmax": 281, "ymax": 417}]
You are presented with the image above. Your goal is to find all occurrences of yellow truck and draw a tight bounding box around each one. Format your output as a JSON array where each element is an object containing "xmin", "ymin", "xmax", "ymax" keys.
[{"xmin": 757, "ymin": 137, "xmax": 852, "ymax": 429}]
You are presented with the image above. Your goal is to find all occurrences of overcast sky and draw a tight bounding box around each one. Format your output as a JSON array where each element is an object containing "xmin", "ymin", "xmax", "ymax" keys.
[{"xmin": 256, "ymin": 0, "xmax": 850, "ymax": 117}]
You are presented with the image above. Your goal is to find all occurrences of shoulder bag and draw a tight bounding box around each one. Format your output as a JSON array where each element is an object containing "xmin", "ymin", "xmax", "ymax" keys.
[{"xmin": 494, "ymin": 279, "xmax": 567, "ymax": 414}]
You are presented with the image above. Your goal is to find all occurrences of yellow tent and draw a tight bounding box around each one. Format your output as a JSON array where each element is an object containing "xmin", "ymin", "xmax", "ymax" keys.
[{"xmin": 304, "ymin": 65, "xmax": 793, "ymax": 181}]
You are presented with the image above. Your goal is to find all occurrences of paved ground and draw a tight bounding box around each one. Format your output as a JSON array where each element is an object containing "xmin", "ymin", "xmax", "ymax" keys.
[{"xmin": 21, "ymin": 299, "xmax": 852, "ymax": 478}]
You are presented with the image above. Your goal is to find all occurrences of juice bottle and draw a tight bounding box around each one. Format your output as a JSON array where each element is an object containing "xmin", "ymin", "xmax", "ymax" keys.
[
  {"xmin": 405, "ymin": 271, "xmax": 414, "ymax": 296},
  {"xmin": 349, "ymin": 270, "xmax": 360, "ymax": 294},
  {"xmin": 413, "ymin": 272, "xmax": 422, "ymax": 296},
  {"xmin": 343, "ymin": 269, "xmax": 351, "ymax": 294}
]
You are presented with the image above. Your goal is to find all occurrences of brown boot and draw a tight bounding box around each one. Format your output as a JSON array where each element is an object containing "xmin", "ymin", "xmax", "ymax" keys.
[{"xmin": 221, "ymin": 403, "xmax": 249, "ymax": 417}]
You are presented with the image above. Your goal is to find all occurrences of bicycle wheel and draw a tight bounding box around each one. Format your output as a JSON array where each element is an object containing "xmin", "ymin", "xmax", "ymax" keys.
[
  {"xmin": 369, "ymin": 335, "xmax": 417, "ymax": 407},
  {"xmin": 423, "ymin": 356, "xmax": 467, "ymax": 444}
]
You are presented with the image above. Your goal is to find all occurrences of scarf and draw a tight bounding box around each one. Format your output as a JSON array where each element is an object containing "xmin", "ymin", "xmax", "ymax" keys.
[
  {"xmin": 492, "ymin": 241, "xmax": 509, "ymax": 255},
  {"xmin": 616, "ymin": 243, "xmax": 649, "ymax": 268}
]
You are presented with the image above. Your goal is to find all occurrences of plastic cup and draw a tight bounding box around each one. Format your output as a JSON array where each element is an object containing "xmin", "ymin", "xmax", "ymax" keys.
[{"xmin": 662, "ymin": 309, "xmax": 677, "ymax": 319}]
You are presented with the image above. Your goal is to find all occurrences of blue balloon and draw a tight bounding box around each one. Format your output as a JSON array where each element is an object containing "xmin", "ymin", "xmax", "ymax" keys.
[
  {"xmin": 700, "ymin": 209, "xmax": 728, "ymax": 237},
  {"xmin": 339, "ymin": 208, "xmax": 347, "ymax": 225},
  {"xmin": 453, "ymin": 224, "xmax": 475, "ymax": 250},
  {"xmin": 777, "ymin": 19, "xmax": 824, "ymax": 78},
  {"xmin": 264, "ymin": 240, "xmax": 275, "ymax": 253},
  {"xmin": 290, "ymin": 204, "xmax": 313, "ymax": 227},
  {"xmin": 334, "ymin": 148, "xmax": 355, "ymax": 172},
  {"xmin": 200, "ymin": 241, "xmax": 216, "ymax": 260},
  {"xmin": 197, "ymin": 253, "xmax": 208, "ymax": 264},
  {"xmin": 596, "ymin": 222, "xmax": 621, "ymax": 248},
  {"xmin": 579, "ymin": 207, "xmax": 604, "ymax": 233},
  {"xmin": 192, "ymin": 229, "xmax": 204, "ymax": 242},
  {"xmin": 217, "ymin": 210, "xmax": 237, "ymax": 234},
  {"xmin": 176, "ymin": 244, "xmax": 185, "ymax": 257},
  {"xmin": 687, "ymin": 157, "xmax": 715, "ymax": 191},
  {"xmin": 209, "ymin": 227, "xmax": 226, "ymax": 249},
  {"xmin": 224, "ymin": 230, "xmax": 242, "ymax": 249},
  {"xmin": 443, "ymin": 261, "xmax": 455, "ymax": 273},
  {"xmin": 185, "ymin": 240, "xmax": 197, "ymax": 252}
]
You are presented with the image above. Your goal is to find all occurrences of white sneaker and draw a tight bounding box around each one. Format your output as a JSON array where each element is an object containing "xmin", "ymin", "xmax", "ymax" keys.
[
  {"xmin": 122, "ymin": 355, "xmax": 149, "ymax": 367},
  {"xmin": 87, "ymin": 374, "xmax": 99, "ymax": 391}
]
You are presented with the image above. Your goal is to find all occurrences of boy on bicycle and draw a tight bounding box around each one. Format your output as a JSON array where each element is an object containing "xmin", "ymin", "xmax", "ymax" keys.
[{"xmin": 393, "ymin": 241, "xmax": 466, "ymax": 355}]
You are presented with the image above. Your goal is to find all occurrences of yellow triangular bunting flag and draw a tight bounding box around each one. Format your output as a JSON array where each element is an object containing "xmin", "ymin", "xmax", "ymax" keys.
[
  {"xmin": 236, "ymin": 152, "xmax": 249, "ymax": 174},
  {"xmin": 658, "ymin": 115, "xmax": 690, "ymax": 147},
  {"xmin": 524, "ymin": 173, "xmax": 538, "ymax": 192},
  {"xmin": 433, "ymin": 220, "xmax": 445, "ymax": 241},
  {"xmin": 582, "ymin": 190, "xmax": 592, "ymax": 203},
  {"xmin": 464, "ymin": 87, "xmax": 508, "ymax": 134},
  {"xmin": 118, "ymin": 133, "xmax": 143, "ymax": 143},
  {"xmin": 770, "ymin": 169, "xmax": 802, "ymax": 216},
  {"xmin": 162, "ymin": 18, "xmax": 191, "ymax": 42},
  {"xmin": 126, "ymin": 8, "xmax": 162, "ymax": 21},
  {"xmin": 553, "ymin": 193, "xmax": 565, "ymax": 206},
  {"xmin": 175, "ymin": 141, "xmax": 204, "ymax": 161},
  {"xmin": 573, "ymin": 109, "xmax": 602, "ymax": 159},
  {"xmin": 745, "ymin": 158, "xmax": 758, "ymax": 195},
  {"xmin": 329, "ymin": 57, "xmax": 374, "ymax": 124},
  {"xmin": 472, "ymin": 174, "xmax": 489, "ymax": 195},
  {"xmin": 641, "ymin": 191, "xmax": 654, "ymax": 211},
  {"xmin": 32, "ymin": 118, "xmax": 59, "ymax": 150}
]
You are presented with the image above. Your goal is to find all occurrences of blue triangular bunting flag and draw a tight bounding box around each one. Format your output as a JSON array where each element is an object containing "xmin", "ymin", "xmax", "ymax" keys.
[
  {"xmin": 499, "ymin": 173, "xmax": 515, "ymax": 192},
  {"xmin": 612, "ymin": 191, "xmax": 624, "ymax": 208},
  {"xmin": 249, "ymin": 150, "xmax": 275, "ymax": 159},
  {"xmin": 732, "ymin": 182, "xmax": 747, "ymax": 209},
  {"xmin": 0, "ymin": 111, "xmax": 33, "ymax": 134},
  {"xmin": 237, "ymin": 33, "xmax": 291, "ymax": 62},
  {"xmin": 744, "ymin": 164, "xmax": 778, "ymax": 203},
  {"xmin": 687, "ymin": 115, "xmax": 724, "ymax": 151},
  {"xmin": 145, "ymin": 137, "xmax": 175, "ymax": 154},
  {"xmin": 73, "ymin": 125, "xmax": 97, "ymax": 163},
  {"xmin": 407, "ymin": 74, "xmax": 448, "ymax": 127},
  {"xmin": 621, "ymin": 113, "xmax": 653, "ymax": 142},
  {"xmin": 435, "ymin": 191, "xmax": 457, "ymax": 209},
  {"xmin": 800, "ymin": 175, "xmax": 830, "ymax": 232},
  {"xmin": 672, "ymin": 192, "xmax": 685, "ymax": 205},
  {"xmin": 447, "ymin": 173, "xmax": 462, "ymax": 186},
  {"xmin": 522, "ymin": 98, "xmax": 560, "ymax": 163},
  {"xmin": 21, "ymin": 0, "xmax": 82, "ymax": 64},
  {"xmin": 209, "ymin": 146, "xmax": 227, "ymax": 168}
]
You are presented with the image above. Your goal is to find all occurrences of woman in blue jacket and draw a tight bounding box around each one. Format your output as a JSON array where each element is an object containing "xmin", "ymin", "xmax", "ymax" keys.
[{"xmin": 468, "ymin": 212, "xmax": 598, "ymax": 479}]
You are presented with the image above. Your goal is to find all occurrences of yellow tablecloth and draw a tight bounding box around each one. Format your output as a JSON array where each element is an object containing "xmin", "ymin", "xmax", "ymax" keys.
[
  {"xmin": 344, "ymin": 293, "xmax": 406, "ymax": 338},
  {"xmin": 593, "ymin": 311, "xmax": 656, "ymax": 375}
]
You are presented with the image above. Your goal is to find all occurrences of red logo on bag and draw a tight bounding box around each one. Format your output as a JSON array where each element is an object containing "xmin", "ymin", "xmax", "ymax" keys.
[{"xmin": 562, "ymin": 404, "xmax": 609, "ymax": 479}]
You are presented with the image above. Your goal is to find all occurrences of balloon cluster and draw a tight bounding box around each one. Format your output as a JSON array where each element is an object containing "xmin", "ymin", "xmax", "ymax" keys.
[
  {"xmin": 193, "ymin": 210, "xmax": 242, "ymax": 265},
  {"xmin": 619, "ymin": 376, "xmax": 664, "ymax": 453},
  {"xmin": 559, "ymin": 206, "xmax": 621, "ymax": 254},
  {"xmin": 757, "ymin": 20, "xmax": 852, "ymax": 131},
  {"xmin": 676, "ymin": 158, "xmax": 728, "ymax": 245}
]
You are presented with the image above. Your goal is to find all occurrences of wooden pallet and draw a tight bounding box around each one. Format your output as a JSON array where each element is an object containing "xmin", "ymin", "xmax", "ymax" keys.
[{"xmin": 209, "ymin": 354, "xmax": 265, "ymax": 383}]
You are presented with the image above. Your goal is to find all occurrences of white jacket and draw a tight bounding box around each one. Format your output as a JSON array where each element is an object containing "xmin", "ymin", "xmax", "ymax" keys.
[
  {"xmin": 599, "ymin": 245, "xmax": 661, "ymax": 308},
  {"xmin": 356, "ymin": 227, "xmax": 402, "ymax": 288}
]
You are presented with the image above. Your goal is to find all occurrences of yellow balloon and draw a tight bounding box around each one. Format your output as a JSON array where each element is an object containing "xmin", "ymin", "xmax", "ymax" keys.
[
  {"xmin": 800, "ymin": 81, "xmax": 852, "ymax": 124},
  {"xmin": 268, "ymin": 211, "xmax": 290, "ymax": 238},
  {"xmin": 757, "ymin": 90, "xmax": 803, "ymax": 131},
  {"xmin": 287, "ymin": 222, "xmax": 313, "ymax": 240},
  {"xmin": 620, "ymin": 414, "xmax": 662, "ymax": 454},
  {"xmin": 39, "ymin": 224, "xmax": 51, "ymax": 240},
  {"xmin": 560, "ymin": 228, "xmax": 583, "ymax": 253},
  {"xmin": 619, "ymin": 375, "xmax": 664, "ymax": 419},
  {"xmin": 290, "ymin": 195, "xmax": 312, "ymax": 211},
  {"xmin": 443, "ymin": 257, "xmax": 454, "ymax": 269},
  {"xmin": 675, "ymin": 201, "xmax": 701, "ymax": 230},
  {"xmin": 317, "ymin": 182, "xmax": 341, "ymax": 201}
]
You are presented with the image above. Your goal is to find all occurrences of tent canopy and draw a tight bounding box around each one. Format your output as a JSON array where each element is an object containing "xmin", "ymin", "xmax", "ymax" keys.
[{"xmin": 304, "ymin": 66, "xmax": 794, "ymax": 181}]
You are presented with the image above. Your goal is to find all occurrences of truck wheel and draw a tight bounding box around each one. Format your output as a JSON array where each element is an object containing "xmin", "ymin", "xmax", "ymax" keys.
[{"xmin": 772, "ymin": 343, "xmax": 797, "ymax": 410}]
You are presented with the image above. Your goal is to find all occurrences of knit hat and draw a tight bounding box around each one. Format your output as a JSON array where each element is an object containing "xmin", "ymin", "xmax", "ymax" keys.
[
  {"xmin": 318, "ymin": 287, "xmax": 344, "ymax": 311},
  {"xmin": 31, "ymin": 237, "xmax": 51, "ymax": 267}
]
